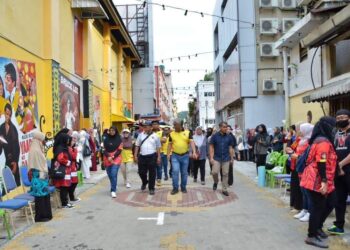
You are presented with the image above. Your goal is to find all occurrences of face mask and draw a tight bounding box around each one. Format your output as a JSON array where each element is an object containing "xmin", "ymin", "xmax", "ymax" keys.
[{"xmin": 336, "ymin": 120, "xmax": 349, "ymax": 129}]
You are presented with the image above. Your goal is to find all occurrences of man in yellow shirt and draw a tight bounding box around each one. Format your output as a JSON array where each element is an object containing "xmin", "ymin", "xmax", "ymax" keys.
[
  {"xmin": 160, "ymin": 127, "xmax": 171, "ymax": 181},
  {"xmin": 167, "ymin": 119, "xmax": 197, "ymax": 195}
]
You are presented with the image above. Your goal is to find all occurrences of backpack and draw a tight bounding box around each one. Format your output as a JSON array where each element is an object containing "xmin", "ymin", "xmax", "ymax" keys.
[{"xmin": 296, "ymin": 145, "xmax": 311, "ymax": 173}]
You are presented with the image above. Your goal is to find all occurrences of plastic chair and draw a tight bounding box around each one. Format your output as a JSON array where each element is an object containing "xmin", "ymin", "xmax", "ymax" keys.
[
  {"xmin": 2, "ymin": 167, "xmax": 34, "ymax": 203},
  {"xmin": 0, "ymin": 184, "xmax": 34, "ymax": 236},
  {"xmin": 266, "ymin": 154, "xmax": 289, "ymax": 188}
]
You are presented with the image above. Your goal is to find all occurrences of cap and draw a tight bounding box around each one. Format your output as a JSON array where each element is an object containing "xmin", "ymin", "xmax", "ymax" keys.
[
  {"xmin": 142, "ymin": 120, "xmax": 153, "ymax": 126},
  {"xmin": 122, "ymin": 128, "xmax": 131, "ymax": 133},
  {"xmin": 335, "ymin": 109, "xmax": 350, "ymax": 117}
]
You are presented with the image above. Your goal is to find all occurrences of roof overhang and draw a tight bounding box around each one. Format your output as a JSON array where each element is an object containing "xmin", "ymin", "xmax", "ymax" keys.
[
  {"xmin": 98, "ymin": 0, "xmax": 141, "ymax": 63},
  {"xmin": 275, "ymin": 12, "xmax": 327, "ymax": 49},
  {"xmin": 302, "ymin": 73, "xmax": 350, "ymax": 103},
  {"xmin": 301, "ymin": 4, "xmax": 350, "ymax": 48},
  {"xmin": 71, "ymin": 0, "xmax": 108, "ymax": 19}
]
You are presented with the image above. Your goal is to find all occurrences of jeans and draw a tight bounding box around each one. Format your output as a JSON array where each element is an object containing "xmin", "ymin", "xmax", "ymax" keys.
[
  {"xmin": 161, "ymin": 153, "xmax": 168, "ymax": 179},
  {"xmin": 106, "ymin": 165, "xmax": 120, "ymax": 192},
  {"xmin": 171, "ymin": 153, "xmax": 189, "ymax": 190},
  {"xmin": 301, "ymin": 187, "xmax": 312, "ymax": 211}
]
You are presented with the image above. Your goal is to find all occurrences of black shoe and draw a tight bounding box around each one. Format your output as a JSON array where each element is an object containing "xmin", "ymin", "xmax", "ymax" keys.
[
  {"xmin": 181, "ymin": 188, "xmax": 187, "ymax": 193},
  {"xmin": 317, "ymin": 229, "xmax": 329, "ymax": 239},
  {"xmin": 213, "ymin": 183, "xmax": 218, "ymax": 191},
  {"xmin": 171, "ymin": 189, "xmax": 179, "ymax": 195},
  {"xmin": 222, "ymin": 191, "xmax": 229, "ymax": 196},
  {"xmin": 193, "ymin": 179, "xmax": 197, "ymax": 183},
  {"xmin": 149, "ymin": 190, "xmax": 155, "ymax": 195},
  {"xmin": 141, "ymin": 183, "xmax": 147, "ymax": 191},
  {"xmin": 164, "ymin": 177, "xmax": 169, "ymax": 181}
]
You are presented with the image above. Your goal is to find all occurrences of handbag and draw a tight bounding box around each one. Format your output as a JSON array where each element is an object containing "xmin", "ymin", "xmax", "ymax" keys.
[
  {"xmin": 49, "ymin": 160, "xmax": 66, "ymax": 179},
  {"xmin": 83, "ymin": 143, "xmax": 92, "ymax": 157}
]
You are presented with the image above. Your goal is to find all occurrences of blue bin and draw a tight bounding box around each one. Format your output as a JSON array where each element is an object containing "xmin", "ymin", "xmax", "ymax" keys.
[{"xmin": 258, "ymin": 166, "xmax": 266, "ymax": 187}]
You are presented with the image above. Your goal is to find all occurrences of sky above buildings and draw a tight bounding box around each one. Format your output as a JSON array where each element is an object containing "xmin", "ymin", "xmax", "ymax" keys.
[{"xmin": 114, "ymin": 0, "xmax": 216, "ymax": 111}]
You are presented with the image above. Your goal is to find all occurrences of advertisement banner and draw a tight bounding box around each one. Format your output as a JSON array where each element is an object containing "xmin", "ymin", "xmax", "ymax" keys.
[
  {"xmin": 59, "ymin": 74, "xmax": 80, "ymax": 131},
  {"xmin": 0, "ymin": 57, "xmax": 39, "ymax": 185}
]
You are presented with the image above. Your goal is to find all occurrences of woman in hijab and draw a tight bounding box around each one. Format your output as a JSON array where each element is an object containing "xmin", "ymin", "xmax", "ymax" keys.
[
  {"xmin": 78, "ymin": 130, "xmax": 92, "ymax": 179},
  {"xmin": 254, "ymin": 124, "xmax": 270, "ymax": 175},
  {"xmin": 88, "ymin": 129, "xmax": 97, "ymax": 172},
  {"xmin": 121, "ymin": 128, "xmax": 133, "ymax": 188},
  {"xmin": 192, "ymin": 126, "xmax": 207, "ymax": 185},
  {"xmin": 53, "ymin": 133, "xmax": 73, "ymax": 208},
  {"xmin": 301, "ymin": 117, "xmax": 337, "ymax": 248},
  {"xmin": 68, "ymin": 131, "xmax": 80, "ymax": 203},
  {"xmin": 272, "ymin": 127, "xmax": 284, "ymax": 152},
  {"xmin": 292, "ymin": 123, "xmax": 314, "ymax": 222},
  {"xmin": 28, "ymin": 131, "xmax": 52, "ymax": 222},
  {"xmin": 103, "ymin": 126, "xmax": 123, "ymax": 198}
]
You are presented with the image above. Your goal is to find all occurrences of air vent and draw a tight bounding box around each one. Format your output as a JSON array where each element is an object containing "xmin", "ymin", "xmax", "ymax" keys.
[
  {"xmin": 260, "ymin": 43, "xmax": 279, "ymax": 57},
  {"xmin": 260, "ymin": 0, "xmax": 278, "ymax": 8},
  {"xmin": 282, "ymin": 0, "xmax": 297, "ymax": 9},
  {"xmin": 263, "ymin": 80, "xmax": 277, "ymax": 91},
  {"xmin": 283, "ymin": 18, "xmax": 299, "ymax": 33},
  {"xmin": 260, "ymin": 19, "xmax": 279, "ymax": 34}
]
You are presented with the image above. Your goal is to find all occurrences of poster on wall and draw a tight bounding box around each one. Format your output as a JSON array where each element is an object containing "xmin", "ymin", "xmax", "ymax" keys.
[
  {"xmin": 0, "ymin": 57, "xmax": 38, "ymax": 185},
  {"xmin": 59, "ymin": 74, "xmax": 80, "ymax": 131},
  {"xmin": 93, "ymin": 95, "xmax": 101, "ymax": 130}
]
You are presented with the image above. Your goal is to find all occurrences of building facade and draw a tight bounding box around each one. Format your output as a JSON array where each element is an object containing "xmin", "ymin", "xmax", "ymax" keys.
[
  {"xmin": 276, "ymin": 0, "xmax": 350, "ymax": 124},
  {"xmin": 196, "ymin": 81, "xmax": 216, "ymax": 129},
  {"xmin": 0, "ymin": 0, "xmax": 140, "ymax": 168},
  {"xmin": 213, "ymin": 0, "xmax": 299, "ymax": 129}
]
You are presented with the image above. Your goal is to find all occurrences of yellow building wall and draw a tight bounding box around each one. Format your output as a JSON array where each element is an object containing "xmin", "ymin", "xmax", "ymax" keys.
[
  {"xmin": 0, "ymin": 37, "xmax": 53, "ymax": 135},
  {"xmin": 290, "ymin": 93, "xmax": 330, "ymax": 125}
]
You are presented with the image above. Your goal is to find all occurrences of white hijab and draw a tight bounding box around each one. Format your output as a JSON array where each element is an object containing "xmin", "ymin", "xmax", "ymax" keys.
[
  {"xmin": 299, "ymin": 123, "xmax": 314, "ymax": 146},
  {"xmin": 28, "ymin": 131, "xmax": 47, "ymax": 179}
]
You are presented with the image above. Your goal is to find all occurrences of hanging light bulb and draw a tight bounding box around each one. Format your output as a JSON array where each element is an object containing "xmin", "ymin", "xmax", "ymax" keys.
[
  {"xmin": 143, "ymin": 1, "xmax": 146, "ymax": 8},
  {"xmin": 200, "ymin": 12, "xmax": 204, "ymax": 17},
  {"xmin": 184, "ymin": 10, "xmax": 188, "ymax": 16},
  {"xmin": 162, "ymin": 5, "xmax": 165, "ymax": 10},
  {"xmin": 221, "ymin": 17, "xmax": 225, "ymax": 22}
]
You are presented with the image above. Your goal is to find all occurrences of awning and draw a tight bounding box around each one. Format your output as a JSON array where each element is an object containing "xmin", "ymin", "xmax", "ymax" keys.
[
  {"xmin": 303, "ymin": 75, "xmax": 350, "ymax": 103},
  {"xmin": 111, "ymin": 114, "xmax": 135, "ymax": 123}
]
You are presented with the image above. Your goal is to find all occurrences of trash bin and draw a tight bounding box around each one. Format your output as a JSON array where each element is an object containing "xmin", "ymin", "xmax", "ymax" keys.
[
  {"xmin": 77, "ymin": 171, "xmax": 83, "ymax": 187},
  {"xmin": 258, "ymin": 166, "xmax": 266, "ymax": 187}
]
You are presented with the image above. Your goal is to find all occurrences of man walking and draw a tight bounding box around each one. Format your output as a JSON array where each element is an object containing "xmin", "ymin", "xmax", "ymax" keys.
[
  {"xmin": 167, "ymin": 119, "xmax": 197, "ymax": 195},
  {"xmin": 327, "ymin": 109, "xmax": 350, "ymax": 235},
  {"xmin": 152, "ymin": 120, "xmax": 163, "ymax": 186},
  {"xmin": 209, "ymin": 122, "xmax": 236, "ymax": 196},
  {"xmin": 134, "ymin": 121, "xmax": 161, "ymax": 195}
]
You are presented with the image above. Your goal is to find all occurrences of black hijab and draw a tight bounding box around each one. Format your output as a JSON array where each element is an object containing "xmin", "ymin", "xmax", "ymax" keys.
[
  {"xmin": 104, "ymin": 126, "xmax": 122, "ymax": 153},
  {"xmin": 309, "ymin": 116, "xmax": 336, "ymax": 146},
  {"xmin": 53, "ymin": 128, "xmax": 70, "ymax": 153},
  {"xmin": 54, "ymin": 133, "xmax": 71, "ymax": 158}
]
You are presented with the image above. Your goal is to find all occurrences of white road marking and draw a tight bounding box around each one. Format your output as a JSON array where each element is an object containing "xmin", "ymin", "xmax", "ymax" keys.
[
  {"xmin": 197, "ymin": 191, "xmax": 204, "ymax": 201},
  {"xmin": 216, "ymin": 192, "xmax": 224, "ymax": 201},
  {"xmin": 138, "ymin": 212, "xmax": 165, "ymax": 225},
  {"xmin": 126, "ymin": 192, "xmax": 135, "ymax": 201}
]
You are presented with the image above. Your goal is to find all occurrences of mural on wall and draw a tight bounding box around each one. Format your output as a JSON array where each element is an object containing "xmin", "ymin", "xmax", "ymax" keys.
[
  {"xmin": 123, "ymin": 102, "xmax": 132, "ymax": 118},
  {"xmin": 93, "ymin": 95, "xmax": 101, "ymax": 130},
  {"xmin": 59, "ymin": 74, "xmax": 80, "ymax": 131},
  {"xmin": 0, "ymin": 57, "xmax": 39, "ymax": 185}
]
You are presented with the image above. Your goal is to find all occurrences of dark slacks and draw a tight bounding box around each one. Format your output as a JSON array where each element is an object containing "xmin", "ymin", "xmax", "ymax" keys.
[
  {"xmin": 59, "ymin": 187, "xmax": 69, "ymax": 206},
  {"xmin": 193, "ymin": 159, "xmax": 206, "ymax": 182},
  {"xmin": 69, "ymin": 183, "xmax": 78, "ymax": 200},
  {"xmin": 290, "ymin": 170, "xmax": 303, "ymax": 210},
  {"xmin": 138, "ymin": 153, "xmax": 157, "ymax": 190},
  {"xmin": 308, "ymin": 190, "xmax": 336, "ymax": 237},
  {"xmin": 34, "ymin": 195, "xmax": 52, "ymax": 222},
  {"xmin": 255, "ymin": 154, "xmax": 267, "ymax": 174},
  {"xmin": 334, "ymin": 173, "xmax": 350, "ymax": 229}
]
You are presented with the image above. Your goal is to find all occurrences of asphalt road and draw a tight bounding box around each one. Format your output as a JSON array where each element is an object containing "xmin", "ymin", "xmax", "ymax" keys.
[{"xmin": 2, "ymin": 162, "xmax": 349, "ymax": 250}]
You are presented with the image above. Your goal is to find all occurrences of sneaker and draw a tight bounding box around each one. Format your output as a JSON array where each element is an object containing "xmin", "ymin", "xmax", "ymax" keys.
[
  {"xmin": 181, "ymin": 188, "xmax": 187, "ymax": 193},
  {"xmin": 111, "ymin": 192, "xmax": 117, "ymax": 198},
  {"xmin": 62, "ymin": 204, "xmax": 74, "ymax": 209},
  {"xmin": 213, "ymin": 183, "xmax": 218, "ymax": 191},
  {"xmin": 222, "ymin": 191, "xmax": 229, "ymax": 196},
  {"xmin": 193, "ymin": 179, "xmax": 197, "ymax": 183},
  {"xmin": 126, "ymin": 183, "xmax": 131, "ymax": 188},
  {"xmin": 71, "ymin": 198, "xmax": 81, "ymax": 203},
  {"xmin": 156, "ymin": 180, "xmax": 162, "ymax": 187},
  {"xmin": 327, "ymin": 225, "xmax": 345, "ymax": 235},
  {"xmin": 201, "ymin": 181, "xmax": 205, "ymax": 185},
  {"xmin": 149, "ymin": 190, "xmax": 155, "ymax": 195},
  {"xmin": 305, "ymin": 236, "xmax": 329, "ymax": 248},
  {"xmin": 171, "ymin": 189, "xmax": 179, "ymax": 195},
  {"xmin": 300, "ymin": 212, "xmax": 310, "ymax": 222},
  {"xmin": 317, "ymin": 229, "xmax": 329, "ymax": 239},
  {"xmin": 67, "ymin": 203, "xmax": 75, "ymax": 208},
  {"xmin": 294, "ymin": 210, "xmax": 307, "ymax": 219}
]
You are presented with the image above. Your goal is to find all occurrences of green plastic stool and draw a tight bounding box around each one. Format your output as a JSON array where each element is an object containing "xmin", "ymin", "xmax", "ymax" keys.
[
  {"xmin": 0, "ymin": 209, "xmax": 11, "ymax": 239},
  {"xmin": 77, "ymin": 171, "xmax": 83, "ymax": 187}
]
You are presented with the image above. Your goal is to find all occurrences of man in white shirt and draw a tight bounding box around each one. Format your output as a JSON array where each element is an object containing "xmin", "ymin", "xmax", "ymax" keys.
[{"xmin": 134, "ymin": 121, "xmax": 161, "ymax": 195}]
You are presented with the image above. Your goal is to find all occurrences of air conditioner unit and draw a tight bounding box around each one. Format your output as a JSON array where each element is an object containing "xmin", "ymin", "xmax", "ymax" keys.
[
  {"xmin": 282, "ymin": 0, "xmax": 297, "ymax": 9},
  {"xmin": 263, "ymin": 79, "xmax": 278, "ymax": 91},
  {"xmin": 260, "ymin": 0, "xmax": 278, "ymax": 8},
  {"xmin": 260, "ymin": 43, "xmax": 279, "ymax": 57},
  {"xmin": 282, "ymin": 18, "xmax": 299, "ymax": 33},
  {"xmin": 260, "ymin": 18, "xmax": 279, "ymax": 35}
]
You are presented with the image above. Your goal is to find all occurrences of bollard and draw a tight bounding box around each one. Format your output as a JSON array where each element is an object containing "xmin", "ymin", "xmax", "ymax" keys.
[{"xmin": 258, "ymin": 166, "xmax": 266, "ymax": 187}]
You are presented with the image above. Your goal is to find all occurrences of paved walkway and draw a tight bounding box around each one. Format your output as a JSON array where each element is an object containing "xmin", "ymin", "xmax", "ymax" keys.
[{"xmin": 1, "ymin": 162, "xmax": 349, "ymax": 250}]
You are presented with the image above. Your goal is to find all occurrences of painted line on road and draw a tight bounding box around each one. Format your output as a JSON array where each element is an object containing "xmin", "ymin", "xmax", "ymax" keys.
[
  {"xmin": 196, "ymin": 191, "xmax": 204, "ymax": 201},
  {"xmin": 138, "ymin": 212, "xmax": 165, "ymax": 225},
  {"xmin": 216, "ymin": 192, "xmax": 224, "ymax": 201},
  {"xmin": 126, "ymin": 192, "xmax": 135, "ymax": 202}
]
